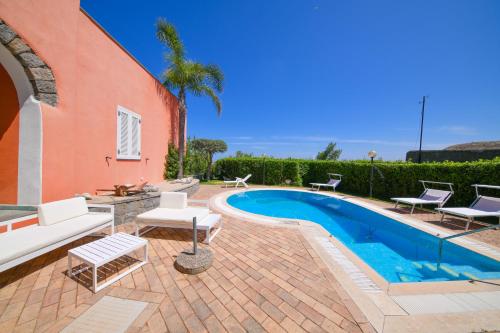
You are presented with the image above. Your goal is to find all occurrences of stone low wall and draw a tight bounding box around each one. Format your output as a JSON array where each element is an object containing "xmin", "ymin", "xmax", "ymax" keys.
[
  {"xmin": 89, "ymin": 180, "xmax": 200, "ymax": 226},
  {"xmin": 406, "ymin": 149, "xmax": 500, "ymax": 162}
]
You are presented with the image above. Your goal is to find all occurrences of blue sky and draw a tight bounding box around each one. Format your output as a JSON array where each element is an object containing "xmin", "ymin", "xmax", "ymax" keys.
[{"xmin": 81, "ymin": 0, "xmax": 500, "ymax": 160}]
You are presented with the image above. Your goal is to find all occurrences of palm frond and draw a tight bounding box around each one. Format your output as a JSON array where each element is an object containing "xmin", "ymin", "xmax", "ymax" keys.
[
  {"xmin": 203, "ymin": 64, "xmax": 224, "ymax": 92},
  {"xmin": 162, "ymin": 68, "xmax": 184, "ymax": 91},
  {"xmin": 200, "ymin": 85, "xmax": 222, "ymax": 115},
  {"xmin": 156, "ymin": 18, "xmax": 184, "ymax": 58}
]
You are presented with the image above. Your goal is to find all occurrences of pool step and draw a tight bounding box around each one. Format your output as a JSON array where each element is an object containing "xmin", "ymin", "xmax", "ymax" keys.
[
  {"xmin": 412, "ymin": 262, "xmax": 423, "ymax": 270},
  {"xmin": 438, "ymin": 265, "xmax": 460, "ymax": 279},
  {"xmin": 422, "ymin": 263, "xmax": 438, "ymax": 275},
  {"xmin": 421, "ymin": 277, "xmax": 449, "ymax": 282},
  {"xmin": 475, "ymin": 272, "xmax": 500, "ymax": 279},
  {"xmin": 399, "ymin": 276, "xmax": 410, "ymax": 282},
  {"xmin": 420, "ymin": 263, "xmax": 461, "ymax": 280},
  {"xmin": 460, "ymin": 272, "xmax": 480, "ymax": 280},
  {"xmin": 412, "ymin": 262, "xmax": 499, "ymax": 281}
]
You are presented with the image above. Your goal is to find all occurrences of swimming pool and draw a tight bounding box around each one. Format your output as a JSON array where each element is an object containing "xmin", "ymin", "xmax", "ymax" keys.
[{"xmin": 227, "ymin": 190, "xmax": 500, "ymax": 283}]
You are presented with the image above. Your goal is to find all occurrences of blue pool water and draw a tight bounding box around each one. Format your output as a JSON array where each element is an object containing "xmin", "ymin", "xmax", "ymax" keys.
[{"xmin": 227, "ymin": 190, "xmax": 500, "ymax": 283}]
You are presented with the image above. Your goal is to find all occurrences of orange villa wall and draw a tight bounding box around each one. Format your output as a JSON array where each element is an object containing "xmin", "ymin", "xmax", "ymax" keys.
[
  {"xmin": 0, "ymin": 0, "xmax": 178, "ymax": 202},
  {"xmin": 0, "ymin": 65, "xmax": 19, "ymax": 203}
]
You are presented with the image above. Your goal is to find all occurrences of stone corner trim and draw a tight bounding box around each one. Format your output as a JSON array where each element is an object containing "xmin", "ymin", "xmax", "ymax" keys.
[{"xmin": 0, "ymin": 19, "xmax": 58, "ymax": 106}]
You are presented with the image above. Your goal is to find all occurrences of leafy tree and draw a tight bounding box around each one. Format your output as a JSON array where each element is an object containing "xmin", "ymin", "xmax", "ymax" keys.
[
  {"xmin": 157, "ymin": 19, "xmax": 224, "ymax": 178},
  {"xmin": 191, "ymin": 139, "xmax": 228, "ymax": 179},
  {"xmin": 234, "ymin": 151, "xmax": 254, "ymax": 158},
  {"xmin": 316, "ymin": 142, "xmax": 342, "ymax": 160},
  {"xmin": 164, "ymin": 143, "xmax": 180, "ymax": 179},
  {"xmin": 185, "ymin": 138, "xmax": 209, "ymax": 177}
]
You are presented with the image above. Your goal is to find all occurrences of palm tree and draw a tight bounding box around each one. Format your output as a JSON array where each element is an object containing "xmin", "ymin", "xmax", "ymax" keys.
[{"xmin": 156, "ymin": 18, "xmax": 224, "ymax": 178}]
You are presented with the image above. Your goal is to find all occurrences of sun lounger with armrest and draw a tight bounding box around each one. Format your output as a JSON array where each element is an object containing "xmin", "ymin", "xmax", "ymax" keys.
[
  {"xmin": 391, "ymin": 180, "xmax": 454, "ymax": 214},
  {"xmin": 224, "ymin": 174, "xmax": 252, "ymax": 188},
  {"xmin": 436, "ymin": 184, "xmax": 500, "ymax": 230},
  {"xmin": 310, "ymin": 173, "xmax": 342, "ymax": 192}
]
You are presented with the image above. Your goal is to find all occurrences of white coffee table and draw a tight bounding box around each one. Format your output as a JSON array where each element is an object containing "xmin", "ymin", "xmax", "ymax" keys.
[{"xmin": 68, "ymin": 232, "xmax": 148, "ymax": 292}]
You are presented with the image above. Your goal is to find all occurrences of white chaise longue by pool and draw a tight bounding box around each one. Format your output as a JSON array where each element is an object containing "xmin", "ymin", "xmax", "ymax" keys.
[
  {"xmin": 135, "ymin": 192, "xmax": 222, "ymax": 244},
  {"xmin": 224, "ymin": 174, "xmax": 252, "ymax": 188},
  {"xmin": 0, "ymin": 197, "xmax": 114, "ymax": 272},
  {"xmin": 436, "ymin": 184, "xmax": 500, "ymax": 230},
  {"xmin": 391, "ymin": 180, "xmax": 454, "ymax": 214},
  {"xmin": 310, "ymin": 173, "xmax": 342, "ymax": 192}
]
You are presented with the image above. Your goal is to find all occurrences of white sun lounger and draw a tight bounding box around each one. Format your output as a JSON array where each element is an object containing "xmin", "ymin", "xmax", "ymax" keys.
[
  {"xmin": 436, "ymin": 184, "xmax": 500, "ymax": 230},
  {"xmin": 224, "ymin": 174, "xmax": 252, "ymax": 188},
  {"xmin": 310, "ymin": 173, "xmax": 342, "ymax": 192},
  {"xmin": 391, "ymin": 180, "xmax": 454, "ymax": 214},
  {"xmin": 134, "ymin": 192, "xmax": 222, "ymax": 244}
]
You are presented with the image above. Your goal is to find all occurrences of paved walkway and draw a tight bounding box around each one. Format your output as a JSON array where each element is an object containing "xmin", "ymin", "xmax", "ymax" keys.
[{"xmin": 0, "ymin": 185, "xmax": 373, "ymax": 333}]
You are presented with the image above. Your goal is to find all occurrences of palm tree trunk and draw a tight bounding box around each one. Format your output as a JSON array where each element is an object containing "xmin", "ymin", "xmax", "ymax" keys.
[
  {"xmin": 206, "ymin": 153, "xmax": 213, "ymax": 180},
  {"xmin": 177, "ymin": 89, "xmax": 187, "ymax": 179}
]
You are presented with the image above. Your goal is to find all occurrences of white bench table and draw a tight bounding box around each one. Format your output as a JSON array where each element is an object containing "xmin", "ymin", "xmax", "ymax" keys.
[{"xmin": 68, "ymin": 233, "xmax": 148, "ymax": 293}]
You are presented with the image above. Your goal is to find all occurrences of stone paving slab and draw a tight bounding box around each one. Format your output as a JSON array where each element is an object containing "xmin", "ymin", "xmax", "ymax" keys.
[{"xmin": 61, "ymin": 296, "xmax": 147, "ymax": 333}]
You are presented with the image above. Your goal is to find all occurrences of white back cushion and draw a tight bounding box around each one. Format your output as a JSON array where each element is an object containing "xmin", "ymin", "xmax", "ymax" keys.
[
  {"xmin": 160, "ymin": 192, "xmax": 187, "ymax": 209},
  {"xmin": 38, "ymin": 197, "xmax": 89, "ymax": 226}
]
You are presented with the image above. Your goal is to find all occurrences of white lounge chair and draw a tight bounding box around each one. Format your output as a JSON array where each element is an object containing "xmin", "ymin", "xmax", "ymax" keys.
[
  {"xmin": 436, "ymin": 184, "xmax": 500, "ymax": 230},
  {"xmin": 0, "ymin": 197, "xmax": 114, "ymax": 272},
  {"xmin": 134, "ymin": 192, "xmax": 222, "ymax": 244},
  {"xmin": 310, "ymin": 173, "xmax": 342, "ymax": 192},
  {"xmin": 224, "ymin": 174, "xmax": 252, "ymax": 188},
  {"xmin": 391, "ymin": 180, "xmax": 454, "ymax": 214}
]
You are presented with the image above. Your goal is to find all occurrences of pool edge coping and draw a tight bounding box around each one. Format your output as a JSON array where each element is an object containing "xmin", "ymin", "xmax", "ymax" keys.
[{"xmin": 210, "ymin": 187, "xmax": 500, "ymax": 293}]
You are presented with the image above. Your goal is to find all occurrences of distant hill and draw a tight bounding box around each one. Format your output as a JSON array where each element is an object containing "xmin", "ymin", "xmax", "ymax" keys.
[{"xmin": 445, "ymin": 141, "xmax": 500, "ymax": 151}]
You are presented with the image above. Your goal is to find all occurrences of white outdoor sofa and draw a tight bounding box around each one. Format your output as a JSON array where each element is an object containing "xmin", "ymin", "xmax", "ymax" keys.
[
  {"xmin": 436, "ymin": 184, "xmax": 500, "ymax": 230},
  {"xmin": 391, "ymin": 180, "xmax": 454, "ymax": 214},
  {"xmin": 0, "ymin": 197, "xmax": 114, "ymax": 273},
  {"xmin": 135, "ymin": 192, "xmax": 222, "ymax": 244},
  {"xmin": 310, "ymin": 173, "xmax": 342, "ymax": 192}
]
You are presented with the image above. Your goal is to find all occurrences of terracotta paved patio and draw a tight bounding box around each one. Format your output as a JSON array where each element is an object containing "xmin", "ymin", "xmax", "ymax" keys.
[{"xmin": 0, "ymin": 185, "xmax": 374, "ymax": 333}]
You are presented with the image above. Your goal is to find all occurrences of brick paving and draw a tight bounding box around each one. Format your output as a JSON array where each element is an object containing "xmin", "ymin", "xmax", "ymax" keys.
[
  {"xmin": 1, "ymin": 184, "xmax": 497, "ymax": 332},
  {"xmin": 0, "ymin": 185, "xmax": 374, "ymax": 333}
]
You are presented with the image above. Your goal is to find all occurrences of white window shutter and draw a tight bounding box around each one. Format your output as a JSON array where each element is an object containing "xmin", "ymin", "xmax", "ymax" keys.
[
  {"xmin": 116, "ymin": 106, "xmax": 141, "ymax": 160},
  {"xmin": 131, "ymin": 115, "xmax": 141, "ymax": 157}
]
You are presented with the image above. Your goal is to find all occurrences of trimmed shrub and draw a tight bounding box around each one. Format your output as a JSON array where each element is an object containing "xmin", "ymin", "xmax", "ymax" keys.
[{"xmin": 214, "ymin": 158, "xmax": 500, "ymax": 206}]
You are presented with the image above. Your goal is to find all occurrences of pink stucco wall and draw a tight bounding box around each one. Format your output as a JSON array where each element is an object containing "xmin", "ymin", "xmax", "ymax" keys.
[{"xmin": 0, "ymin": 0, "xmax": 178, "ymax": 202}]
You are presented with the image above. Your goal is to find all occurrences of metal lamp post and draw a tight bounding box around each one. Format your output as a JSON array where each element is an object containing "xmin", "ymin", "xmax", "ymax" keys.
[{"xmin": 368, "ymin": 150, "xmax": 377, "ymax": 197}]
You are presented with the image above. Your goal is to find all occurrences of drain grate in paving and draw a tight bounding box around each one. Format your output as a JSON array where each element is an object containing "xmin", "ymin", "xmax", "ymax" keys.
[{"xmin": 62, "ymin": 296, "xmax": 148, "ymax": 333}]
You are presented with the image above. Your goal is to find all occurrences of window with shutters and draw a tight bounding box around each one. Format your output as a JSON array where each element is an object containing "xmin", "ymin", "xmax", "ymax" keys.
[{"xmin": 116, "ymin": 106, "xmax": 141, "ymax": 160}]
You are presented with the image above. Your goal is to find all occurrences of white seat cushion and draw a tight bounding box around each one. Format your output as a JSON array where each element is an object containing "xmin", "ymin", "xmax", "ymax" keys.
[
  {"xmin": 0, "ymin": 213, "xmax": 113, "ymax": 265},
  {"xmin": 159, "ymin": 192, "xmax": 187, "ymax": 209},
  {"xmin": 38, "ymin": 197, "xmax": 89, "ymax": 226},
  {"xmin": 136, "ymin": 207, "xmax": 209, "ymax": 223}
]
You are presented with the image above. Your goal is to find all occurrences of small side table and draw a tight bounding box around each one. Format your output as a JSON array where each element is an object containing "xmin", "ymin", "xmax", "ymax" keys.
[{"xmin": 68, "ymin": 232, "xmax": 148, "ymax": 292}]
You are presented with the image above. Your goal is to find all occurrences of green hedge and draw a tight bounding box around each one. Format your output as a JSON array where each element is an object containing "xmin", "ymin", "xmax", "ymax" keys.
[{"xmin": 214, "ymin": 157, "xmax": 500, "ymax": 206}]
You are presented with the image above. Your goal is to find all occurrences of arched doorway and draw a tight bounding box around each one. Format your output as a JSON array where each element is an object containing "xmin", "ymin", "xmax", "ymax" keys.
[
  {"xmin": 0, "ymin": 19, "xmax": 58, "ymax": 205},
  {"xmin": 0, "ymin": 64, "xmax": 19, "ymax": 203},
  {"xmin": 0, "ymin": 62, "xmax": 21, "ymax": 203}
]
